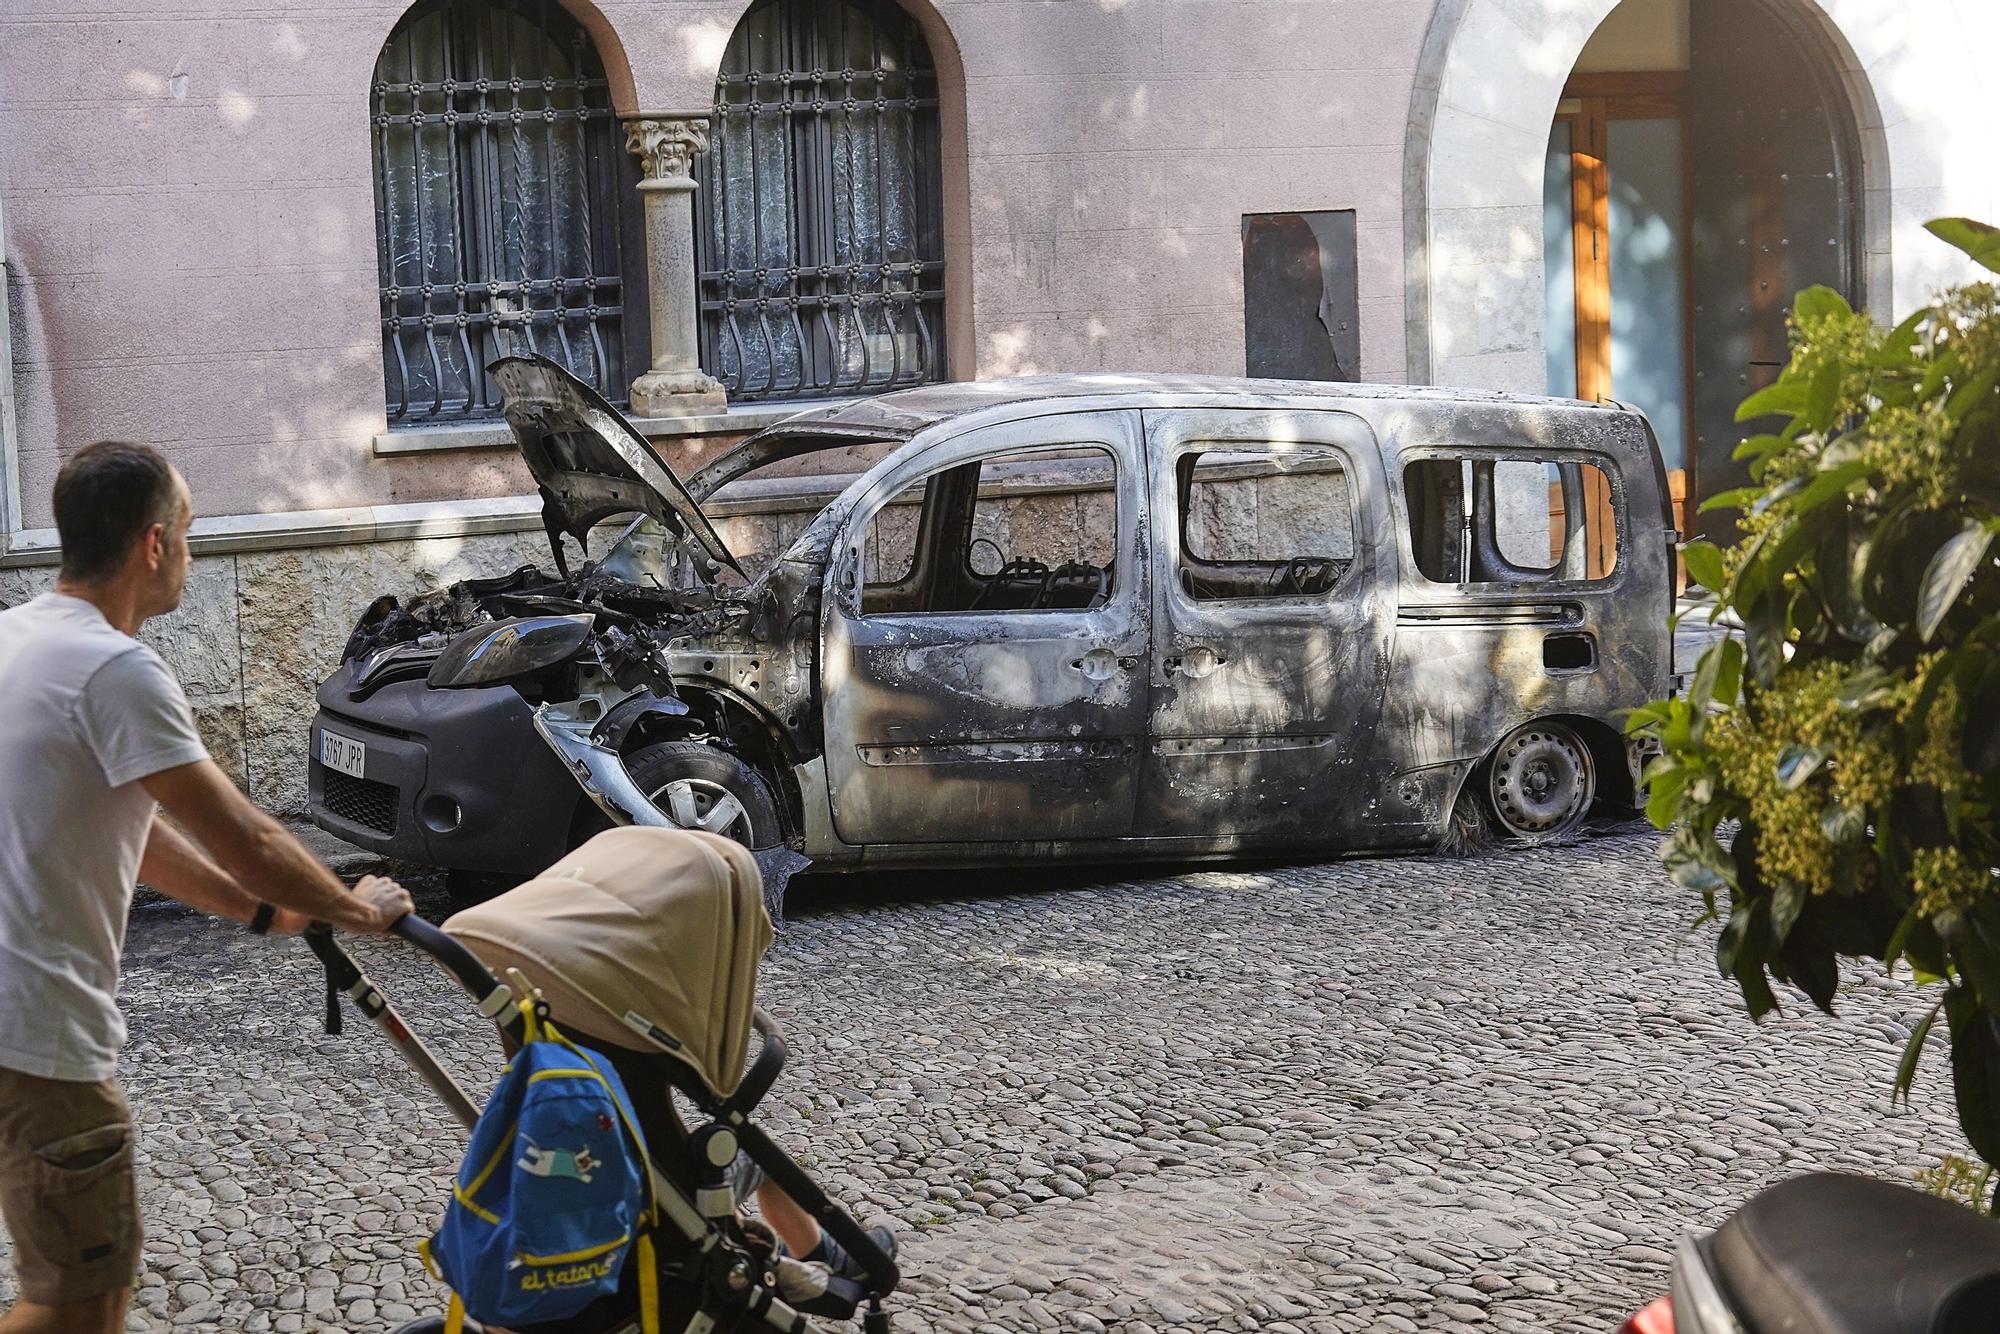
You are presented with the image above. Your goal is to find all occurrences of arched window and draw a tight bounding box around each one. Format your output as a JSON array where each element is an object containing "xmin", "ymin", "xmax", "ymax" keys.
[
  {"xmin": 696, "ymin": 0, "xmax": 947, "ymax": 401},
  {"xmin": 371, "ymin": 0, "xmax": 640, "ymax": 422}
]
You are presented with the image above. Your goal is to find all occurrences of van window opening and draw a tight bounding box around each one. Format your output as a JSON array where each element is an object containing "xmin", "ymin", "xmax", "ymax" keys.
[
  {"xmin": 1403, "ymin": 457, "xmax": 1619, "ymax": 584},
  {"xmin": 861, "ymin": 446, "xmax": 1119, "ymax": 614},
  {"xmin": 1176, "ymin": 446, "xmax": 1356, "ymax": 601}
]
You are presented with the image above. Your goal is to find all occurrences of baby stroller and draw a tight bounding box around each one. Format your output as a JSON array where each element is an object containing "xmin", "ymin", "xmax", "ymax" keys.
[{"xmin": 302, "ymin": 826, "xmax": 901, "ymax": 1334}]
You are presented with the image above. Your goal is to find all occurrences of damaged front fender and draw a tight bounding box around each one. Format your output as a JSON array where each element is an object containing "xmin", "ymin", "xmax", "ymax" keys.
[
  {"xmin": 532, "ymin": 701, "xmax": 811, "ymax": 909},
  {"xmin": 534, "ymin": 700, "xmax": 665, "ymax": 829}
]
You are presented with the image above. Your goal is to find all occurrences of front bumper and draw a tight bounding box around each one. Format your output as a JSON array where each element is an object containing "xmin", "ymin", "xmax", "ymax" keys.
[{"xmin": 308, "ymin": 663, "xmax": 586, "ymax": 876}]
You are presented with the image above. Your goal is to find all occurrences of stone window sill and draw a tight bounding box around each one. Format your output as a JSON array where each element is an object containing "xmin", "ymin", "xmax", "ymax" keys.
[{"xmin": 372, "ymin": 396, "xmax": 864, "ymax": 455}]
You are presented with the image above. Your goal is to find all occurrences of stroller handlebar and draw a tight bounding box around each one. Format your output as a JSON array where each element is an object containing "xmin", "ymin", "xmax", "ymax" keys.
[
  {"xmin": 725, "ymin": 1009, "xmax": 789, "ymax": 1118},
  {"xmin": 388, "ymin": 913, "xmax": 506, "ymax": 1002}
]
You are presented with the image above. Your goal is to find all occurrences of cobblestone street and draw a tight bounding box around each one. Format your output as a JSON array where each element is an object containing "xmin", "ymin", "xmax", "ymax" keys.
[{"xmin": 0, "ymin": 827, "xmax": 1968, "ymax": 1333}]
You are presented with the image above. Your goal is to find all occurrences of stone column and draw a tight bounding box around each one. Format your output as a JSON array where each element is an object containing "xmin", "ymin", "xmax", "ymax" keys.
[{"xmin": 622, "ymin": 113, "xmax": 727, "ymax": 417}]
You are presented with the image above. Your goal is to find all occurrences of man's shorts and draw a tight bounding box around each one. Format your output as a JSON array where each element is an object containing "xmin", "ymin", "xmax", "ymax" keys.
[{"xmin": 0, "ymin": 1066, "xmax": 142, "ymax": 1305}]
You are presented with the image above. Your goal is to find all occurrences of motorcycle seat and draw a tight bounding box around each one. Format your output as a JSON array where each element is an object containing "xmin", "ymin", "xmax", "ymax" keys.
[{"xmin": 1707, "ymin": 1171, "xmax": 2000, "ymax": 1334}]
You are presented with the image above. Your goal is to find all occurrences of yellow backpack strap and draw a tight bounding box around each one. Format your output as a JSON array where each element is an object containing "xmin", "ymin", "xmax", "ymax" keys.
[
  {"xmin": 506, "ymin": 967, "xmax": 545, "ymax": 1044},
  {"xmin": 637, "ymin": 1231, "xmax": 659, "ymax": 1334},
  {"xmin": 444, "ymin": 1292, "xmax": 465, "ymax": 1334}
]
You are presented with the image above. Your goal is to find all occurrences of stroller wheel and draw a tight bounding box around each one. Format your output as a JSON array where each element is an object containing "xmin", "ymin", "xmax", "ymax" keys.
[
  {"xmin": 627, "ymin": 741, "xmax": 782, "ymax": 849},
  {"xmin": 387, "ymin": 1322, "xmax": 446, "ymax": 1334}
]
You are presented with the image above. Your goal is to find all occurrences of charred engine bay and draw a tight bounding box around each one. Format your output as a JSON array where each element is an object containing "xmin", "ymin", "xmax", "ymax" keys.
[{"xmin": 338, "ymin": 561, "xmax": 751, "ymax": 705}]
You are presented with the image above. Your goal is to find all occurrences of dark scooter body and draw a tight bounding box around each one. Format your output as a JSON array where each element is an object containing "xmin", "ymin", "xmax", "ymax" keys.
[{"xmin": 1621, "ymin": 1172, "xmax": 2000, "ymax": 1334}]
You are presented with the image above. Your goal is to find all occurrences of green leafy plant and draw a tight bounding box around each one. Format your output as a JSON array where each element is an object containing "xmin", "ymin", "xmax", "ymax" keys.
[{"xmin": 1634, "ymin": 218, "xmax": 2000, "ymax": 1211}]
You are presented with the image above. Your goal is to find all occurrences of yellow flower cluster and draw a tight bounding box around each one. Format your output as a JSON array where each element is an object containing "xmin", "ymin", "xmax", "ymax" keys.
[
  {"xmin": 1788, "ymin": 305, "xmax": 1883, "ymax": 419},
  {"xmin": 1712, "ymin": 726, "xmax": 1842, "ymax": 894},
  {"xmin": 1700, "ymin": 656, "xmax": 1979, "ymax": 908},
  {"xmin": 1937, "ymin": 283, "xmax": 2000, "ymax": 345},
  {"xmin": 1910, "ymin": 680, "xmax": 1970, "ymax": 793},
  {"xmin": 1913, "ymin": 845, "xmax": 1989, "ymax": 918},
  {"xmin": 1706, "ymin": 664, "xmax": 1862, "ymax": 895},
  {"xmin": 1857, "ymin": 401, "xmax": 1958, "ymax": 508}
]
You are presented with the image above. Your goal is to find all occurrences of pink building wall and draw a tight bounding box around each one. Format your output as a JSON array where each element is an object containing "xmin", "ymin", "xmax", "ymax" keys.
[{"xmin": 0, "ymin": 0, "xmax": 1426, "ymax": 527}]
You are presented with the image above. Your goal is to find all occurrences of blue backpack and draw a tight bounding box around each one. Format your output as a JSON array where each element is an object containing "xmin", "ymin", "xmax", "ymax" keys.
[{"xmin": 422, "ymin": 1000, "xmax": 660, "ymax": 1333}]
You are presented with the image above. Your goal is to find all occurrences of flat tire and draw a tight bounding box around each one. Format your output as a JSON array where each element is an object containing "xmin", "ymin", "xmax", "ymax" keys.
[{"xmin": 1484, "ymin": 721, "xmax": 1595, "ymax": 841}]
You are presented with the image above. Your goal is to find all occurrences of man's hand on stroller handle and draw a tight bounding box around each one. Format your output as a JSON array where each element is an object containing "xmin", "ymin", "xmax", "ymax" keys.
[
  {"xmin": 289, "ymin": 877, "xmax": 414, "ymax": 936},
  {"xmin": 270, "ymin": 874, "xmax": 410, "ymax": 936},
  {"xmin": 304, "ymin": 874, "xmax": 413, "ymax": 934}
]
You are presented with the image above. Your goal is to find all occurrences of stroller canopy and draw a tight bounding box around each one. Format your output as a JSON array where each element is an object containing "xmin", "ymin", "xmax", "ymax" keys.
[{"xmin": 442, "ymin": 826, "xmax": 774, "ymax": 1098}]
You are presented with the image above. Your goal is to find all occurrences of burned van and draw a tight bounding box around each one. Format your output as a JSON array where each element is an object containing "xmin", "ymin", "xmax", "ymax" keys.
[{"xmin": 309, "ymin": 356, "xmax": 1675, "ymax": 893}]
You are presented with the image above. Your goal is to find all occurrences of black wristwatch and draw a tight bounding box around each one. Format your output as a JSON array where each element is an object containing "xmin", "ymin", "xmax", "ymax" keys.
[{"xmin": 247, "ymin": 901, "xmax": 277, "ymax": 935}]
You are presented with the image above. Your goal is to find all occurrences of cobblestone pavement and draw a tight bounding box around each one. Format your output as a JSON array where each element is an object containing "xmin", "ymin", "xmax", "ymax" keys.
[{"xmin": 0, "ymin": 826, "xmax": 1969, "ymax": 1333}]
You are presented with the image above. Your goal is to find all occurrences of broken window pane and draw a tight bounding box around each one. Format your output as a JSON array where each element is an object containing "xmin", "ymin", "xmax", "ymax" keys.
[
  {"xmin": 1241, "ymin": 210, "xmax": 1360, "ymax": 382},
  {"xmin": 861, "ymin": 447, "xmax": 1118, "ymax": 614},
  {"xmin": 866, "ymin": 479, "xmax": 928, "ymax": 588},
  {"xmin": 1493, "ymin": 459, "xmax": 1557, "ymax": 567}
]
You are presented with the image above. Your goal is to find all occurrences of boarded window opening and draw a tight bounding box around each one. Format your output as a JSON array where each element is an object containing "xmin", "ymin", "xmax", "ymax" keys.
[
  {"xmin": 1403, "ymin": 457, "xmax": 1619, "ymax": 584},
  {"xmin": 1242, "ymin": 210, "xmax": 1359, "ymax": 382}
]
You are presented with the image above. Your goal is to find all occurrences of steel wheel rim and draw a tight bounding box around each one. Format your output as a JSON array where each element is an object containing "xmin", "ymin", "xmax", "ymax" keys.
[
  {"xmin": 1489, "ymin": 726, "xmax": 1592, "ymax": 837},
  {"xmin": 648, "ymin": 776, "xmax": 752, "ymax": 842}
]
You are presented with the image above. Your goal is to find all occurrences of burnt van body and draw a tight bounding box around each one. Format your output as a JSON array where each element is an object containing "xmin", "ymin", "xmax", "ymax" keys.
[{"xmin": 309, "ymin": 358, "xmax": 1675, "ymax": 885}]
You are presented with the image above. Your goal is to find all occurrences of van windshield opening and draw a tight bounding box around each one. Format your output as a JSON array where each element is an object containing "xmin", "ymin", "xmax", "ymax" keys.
[{"xmin": 697, "ymin": 435, "xmax": 907, "ymax": 579}]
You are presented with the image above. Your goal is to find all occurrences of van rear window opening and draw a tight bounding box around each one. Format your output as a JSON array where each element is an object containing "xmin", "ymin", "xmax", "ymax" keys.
[{"xmin": 1403, "ymin": 457, "xmax": 1618, "ymax": 584}]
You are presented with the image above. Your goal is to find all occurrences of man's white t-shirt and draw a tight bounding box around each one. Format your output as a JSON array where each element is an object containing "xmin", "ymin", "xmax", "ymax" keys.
[{"xmin": 0, "ymin": 592, "xmax": 208, "ymax": 1082}]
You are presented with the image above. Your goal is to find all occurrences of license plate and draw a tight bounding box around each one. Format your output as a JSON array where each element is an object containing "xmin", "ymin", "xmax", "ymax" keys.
[{"xmin": 319, "ymin": 729, "xmax": 367, "ymax": 779}]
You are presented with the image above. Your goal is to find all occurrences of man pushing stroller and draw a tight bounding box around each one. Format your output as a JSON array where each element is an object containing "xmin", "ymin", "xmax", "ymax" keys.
[
  {"xmin": 0, "ymin": 439, "xmax": 898, "ymax": 1333},
  {"xmin": 0, "ymin": 442, "xmax": 413, "ymax": 1334}
]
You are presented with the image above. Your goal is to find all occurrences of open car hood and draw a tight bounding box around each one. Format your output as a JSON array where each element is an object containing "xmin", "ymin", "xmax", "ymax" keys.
[{"xmin": 492, "ymin": 355, "xmax": 741, "ymax": 578}]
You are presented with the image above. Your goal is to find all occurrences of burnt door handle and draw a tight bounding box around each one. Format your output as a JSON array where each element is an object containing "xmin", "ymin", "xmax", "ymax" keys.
[
  {"xmin": 1165, "ymin": 645, "xmax": 1226, "ymax": 679},
  {"xmin": 1070, "ymin": 647, "xmax": 1122, "ymax": 681}
]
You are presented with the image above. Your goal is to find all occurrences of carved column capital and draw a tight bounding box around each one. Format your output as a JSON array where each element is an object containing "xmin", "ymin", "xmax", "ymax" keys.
[{"xmin": 622, "ymin": 113, "xmax": 711, "ymax": 189}]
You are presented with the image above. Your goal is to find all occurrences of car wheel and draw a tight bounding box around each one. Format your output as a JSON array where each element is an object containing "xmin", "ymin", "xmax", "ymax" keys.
[
  {"xmin": 625, "ymin": 741, "xmax": 782, "ymax": 849},
  {"xmin": 1483, "ymin": 720, "xmax": 1595, "ymax": 842}
]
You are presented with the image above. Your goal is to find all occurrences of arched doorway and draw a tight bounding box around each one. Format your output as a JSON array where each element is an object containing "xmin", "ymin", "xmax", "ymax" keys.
[
  {"xmin": 1407, "ymin": 0, "xmax": 1889, "ymax": 544},
  {"xmin": 1541, "ymin": 0, "xmax": 1866, "ymax": 541}
]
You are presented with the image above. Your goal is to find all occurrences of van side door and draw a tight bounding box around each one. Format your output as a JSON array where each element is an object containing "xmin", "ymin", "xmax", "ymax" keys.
[
  {"xmin": 819, "ymin": 411, "xmax": 1149, "ymax": 846},
  {"xmin": 1138, "ymin": 408, "xmax": 1398, "ymax": 845}
]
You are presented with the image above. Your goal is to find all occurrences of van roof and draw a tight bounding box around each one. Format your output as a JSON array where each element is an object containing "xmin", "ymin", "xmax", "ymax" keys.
[{"xmin": 754, "ymin": 373, "xmax": 1625, "ymax": 441}]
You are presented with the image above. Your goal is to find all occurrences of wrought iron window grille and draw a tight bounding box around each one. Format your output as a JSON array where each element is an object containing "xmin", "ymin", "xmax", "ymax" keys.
[
  {"xmin": 371, "ymin": 0, "xmax": 642, "ymax": 423},
  {"xmin": 695, "ymin": 0, "xmax": 948, "ymax": 402}
]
